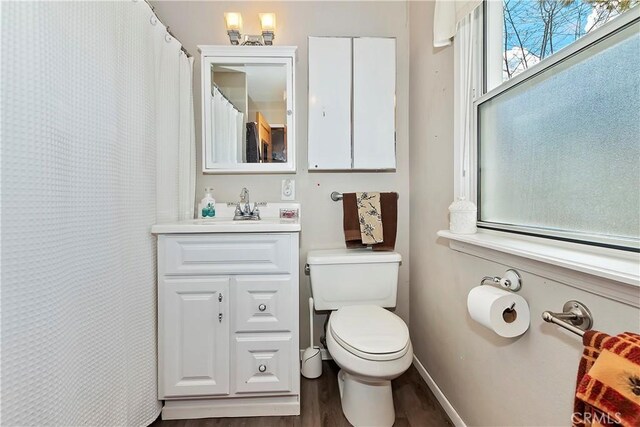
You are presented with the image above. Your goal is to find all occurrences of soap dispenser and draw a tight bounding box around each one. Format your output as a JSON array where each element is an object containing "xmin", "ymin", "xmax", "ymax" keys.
[{"xmin": 199, "ymin": 188, "xmax": 216, "ymax": 218}]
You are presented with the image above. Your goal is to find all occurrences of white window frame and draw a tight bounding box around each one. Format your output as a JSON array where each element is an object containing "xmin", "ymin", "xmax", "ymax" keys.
[{"xmin": 444, "ymin": 3, "xmax": 640, "ymax": 300}]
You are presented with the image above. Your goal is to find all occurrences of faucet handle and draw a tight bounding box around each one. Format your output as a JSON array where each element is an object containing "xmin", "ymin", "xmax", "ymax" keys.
[{"xmin": 239, "ymin": 187, "xmax": 249, "ymax": 203}]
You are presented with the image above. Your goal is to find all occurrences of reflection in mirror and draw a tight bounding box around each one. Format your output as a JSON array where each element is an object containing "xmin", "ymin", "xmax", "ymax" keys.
[{"xmin": 210, "ymin": 63, "xmax": 287, "ymax": 164}]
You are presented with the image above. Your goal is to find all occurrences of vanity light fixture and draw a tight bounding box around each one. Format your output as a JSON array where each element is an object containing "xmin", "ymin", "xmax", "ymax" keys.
[
  {"xmin": 224, "ymin": 12, "xmax": 277, "ymax": 46},
  {"xmin": 259, "ymin": 13, "xmax": 276, "ymax": 45},
  {"xmin": 224, "ymin": 12, "xmax": 243, "ymax": 45}
]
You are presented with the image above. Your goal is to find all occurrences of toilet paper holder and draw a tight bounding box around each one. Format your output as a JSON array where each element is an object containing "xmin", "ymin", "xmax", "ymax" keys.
[{"xmin": 480, "ymin": 269, "xmax": 522, "ymax": 292}]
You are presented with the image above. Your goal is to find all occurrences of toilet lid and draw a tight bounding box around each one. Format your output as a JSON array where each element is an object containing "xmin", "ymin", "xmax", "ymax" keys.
[{"xmin": 330, "ymin": 305, "xmax": 410, "ymax": 359}]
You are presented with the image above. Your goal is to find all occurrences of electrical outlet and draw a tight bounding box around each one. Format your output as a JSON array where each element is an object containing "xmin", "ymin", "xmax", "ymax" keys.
[{"xmin": 281, "ymin": 179, "xmax": 295, "ymax": 201}]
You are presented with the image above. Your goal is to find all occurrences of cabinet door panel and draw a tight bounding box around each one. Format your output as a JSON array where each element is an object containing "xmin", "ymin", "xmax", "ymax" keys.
[
  {"xmin": 308, "ymin": 37, "xmax": 352, "ymax": 170},
  {"xmin": 233, "ymin": 276, "xmax": 293, "ymax": 332},
  {"xmin": 353, "ymin": 37, "xmax": 396, "ymax": 170},
  {"xmin": 234, "ymin": 335, "xmax": 292, "ymax": 394},
  {"xmin": 160, "ymin": 277, "xmax": 229, "ymax": 398}
]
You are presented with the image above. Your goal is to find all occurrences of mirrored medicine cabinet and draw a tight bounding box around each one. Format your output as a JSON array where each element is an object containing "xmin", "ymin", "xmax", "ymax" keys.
[{"xmin": 199, "ymin": 45, "xmax": 297, "ymax": 173}]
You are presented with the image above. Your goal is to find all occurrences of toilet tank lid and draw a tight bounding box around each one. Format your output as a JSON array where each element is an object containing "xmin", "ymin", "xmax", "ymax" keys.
[{"xmin": 307, "ymin": 248, "xmax": 401, "ymax": 265}]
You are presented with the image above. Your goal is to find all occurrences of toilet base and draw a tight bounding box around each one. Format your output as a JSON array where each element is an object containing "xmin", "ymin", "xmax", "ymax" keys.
[{"xmin": 337, "ymin": 369, "xmax": 395, "ymax": 427}]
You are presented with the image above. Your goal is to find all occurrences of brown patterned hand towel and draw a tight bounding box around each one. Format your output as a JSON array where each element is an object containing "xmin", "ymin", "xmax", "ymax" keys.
[
  {"xmin": 573, "ymin": 331, "xmax": 611, "ymax": 427},
  {"xmin": 342, "ymin": 192, "xmax": 397, "ymax": 251},
  {"xmin": 573, "ymin": 331, "xmax": 640, "ymax": 427},
  {"xmin": 343, "ymin": 193, "xmax": 366, "ymax": 249},
  {"xmin": 575, "ymin": 331, "xmax": 640, "ymax": 427}
]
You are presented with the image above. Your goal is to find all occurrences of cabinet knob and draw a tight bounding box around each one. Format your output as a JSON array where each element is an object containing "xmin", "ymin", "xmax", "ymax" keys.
[
  {"xmin": 258, "ymin": 304, "xmax": 267, "ymax": 312},
  {"xmin": 258, "ymin": 364, "xmax": 267, "ymax": 373}
]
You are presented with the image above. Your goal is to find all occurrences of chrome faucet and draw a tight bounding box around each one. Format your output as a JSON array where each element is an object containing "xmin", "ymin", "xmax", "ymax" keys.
[{"xmin": 234, "ymin": 187, "xmax": 261, "ymax": 220}]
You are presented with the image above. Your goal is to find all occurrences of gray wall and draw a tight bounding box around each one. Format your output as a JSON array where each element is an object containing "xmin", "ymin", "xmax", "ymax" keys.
[
  {"xmin": 153, "ymin": 1, "xmax": 639, "ymax": 424},
  {"xmin": 408, "ymin": 2, "xmax": 639, "ymax": 426},
  {"xmin": 151, "ymin": 1, "xmax": 411, "ymax": 352}
]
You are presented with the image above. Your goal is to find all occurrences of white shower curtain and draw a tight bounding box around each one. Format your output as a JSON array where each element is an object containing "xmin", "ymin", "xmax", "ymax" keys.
[
  {"xmin": 1, "ymin": 1, "xmax": 194, "ymax": 425},
  {"xmin": 179, "ymin": 55, "xmax": 197, "ymax": 220},
  {"xmin": 212, "ymin": 87, "xmax": 244, "ymax": 164}
]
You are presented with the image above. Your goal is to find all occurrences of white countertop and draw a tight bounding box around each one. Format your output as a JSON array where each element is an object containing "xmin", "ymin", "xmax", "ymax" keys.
[
  {"xmin": 151, "ymin": 202, "xmax": 301, "ymax": 234},
  {"xmin": 151, "ymin": 218, "xmax": 301, "ymax": 234}
]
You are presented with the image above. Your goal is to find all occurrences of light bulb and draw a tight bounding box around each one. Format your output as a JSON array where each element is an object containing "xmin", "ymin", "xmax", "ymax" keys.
[
  {"xmin": 259, "ymin": 13, "xmax": 276, "ymax": 32},
  {"xmin": 224, "ymin": 12, "xmax": 243, "ymax": 31}
]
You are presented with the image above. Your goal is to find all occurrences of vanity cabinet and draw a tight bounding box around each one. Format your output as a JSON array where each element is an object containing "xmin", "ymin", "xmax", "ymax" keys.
[
  {"xmin": 156, "ymin": 232, "xmax": 300, "ymax": 420},
  {"xmin": 308, "ymin": 36, "xmax": 396, "ymax": 171}
]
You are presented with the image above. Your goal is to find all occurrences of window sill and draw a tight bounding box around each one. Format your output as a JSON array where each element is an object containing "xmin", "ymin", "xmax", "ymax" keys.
[{"xmin": 437, "ymin": 229, "xmax": 640, "ymax": 307}]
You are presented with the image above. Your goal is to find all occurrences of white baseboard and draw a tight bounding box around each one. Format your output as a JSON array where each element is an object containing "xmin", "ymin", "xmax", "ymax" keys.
[
  {"xmin": 412, "ymin": 355, "xmax": 466, "ymax": 427},
  {"xmin": 299, "ymin": 348, "xmax": 332, "ymax": 361},
  {"xmin": 162, "ymin": 396, "xmax": 299, "ymax": 420}
]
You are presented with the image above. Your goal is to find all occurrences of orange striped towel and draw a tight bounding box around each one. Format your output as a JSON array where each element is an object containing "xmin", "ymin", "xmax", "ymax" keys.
[{"xmin": 573, "ymin": 331, "xmax": 640, "ymax": 427}]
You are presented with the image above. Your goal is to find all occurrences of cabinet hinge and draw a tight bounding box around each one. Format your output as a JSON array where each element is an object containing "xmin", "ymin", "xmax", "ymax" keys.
[
  {"xmin": 218, "ymin": 293, "xmax": 223, "ymax": 302},
  {"xmin": 218, "ymin": 313, "xmax": 223, "ymax": 323}
]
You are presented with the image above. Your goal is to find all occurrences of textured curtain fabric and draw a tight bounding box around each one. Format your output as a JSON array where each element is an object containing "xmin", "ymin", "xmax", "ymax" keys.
[
  {"xmin": 154, "ymin": 21, "xmax": 181, "ymax": 224},
  {"xmin": 236, "ymin": 111, "xmax": 245, "ymax": 162},
  {"xmin": 453, "ymin": 13, "xmax": 479, "ymax": 199},
  {"xmin": 433, "ymin": 0, "xmax": 483, "ymax": 47},
  {"xmin": 178, "ymin": 54, "xmax": 196, "ymax": 220},
  {"xmin": 1, "ymin": 1, "xmax": 191, "ymax": 424},
  {"xmin": 212, "ymin": 88, "xmax": 244, "ymax": 164}
]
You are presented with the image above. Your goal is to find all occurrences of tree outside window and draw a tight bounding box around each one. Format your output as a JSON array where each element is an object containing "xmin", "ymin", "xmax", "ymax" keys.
[{"xmin": 502, "ymin": 0, "xmax": 638, "ymax": 80}]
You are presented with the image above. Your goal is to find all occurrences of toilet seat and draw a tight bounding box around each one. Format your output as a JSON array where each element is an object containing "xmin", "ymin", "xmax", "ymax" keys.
[{"xmin": 330, "ymin": 305, "xmax": 410, "ymax": 361}]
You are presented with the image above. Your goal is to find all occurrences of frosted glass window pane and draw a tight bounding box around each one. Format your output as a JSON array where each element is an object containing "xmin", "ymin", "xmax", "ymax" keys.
[{"xmin": 478, "ymin": 22, "xmax": 640, "ymax": 248}]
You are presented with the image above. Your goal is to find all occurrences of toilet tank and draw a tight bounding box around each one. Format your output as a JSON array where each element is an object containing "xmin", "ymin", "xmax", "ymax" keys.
[{"xmin": 306, "ymin": 248, "xmax": 401, "ymax": 310}]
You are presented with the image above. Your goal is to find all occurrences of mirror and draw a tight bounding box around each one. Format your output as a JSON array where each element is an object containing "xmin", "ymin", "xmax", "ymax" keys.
[
  {"xmin": 211, "ymin": 64, "xmax": 287, "ymax": 164},
  {"xmin": 200, "ymin": 47, "xmax": 296, "ymax": 173}
]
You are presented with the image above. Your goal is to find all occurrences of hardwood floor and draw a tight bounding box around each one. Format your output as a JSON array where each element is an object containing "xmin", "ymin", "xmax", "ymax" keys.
[{"xmin": 151, "ymin": 361, "xmax": 453, "ymax": 427}]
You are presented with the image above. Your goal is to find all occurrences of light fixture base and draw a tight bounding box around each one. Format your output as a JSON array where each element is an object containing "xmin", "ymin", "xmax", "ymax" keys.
[
  {"xmin": 242, "ymin": 34, "xmax": 264, "ymax": 46},
  {"xmin": 227, "ymin": 30, "xmax": 241, "ymax": 45},
  {"xmin": 262, "ymin": 31, "xmax": 275, "ymax": 45}
]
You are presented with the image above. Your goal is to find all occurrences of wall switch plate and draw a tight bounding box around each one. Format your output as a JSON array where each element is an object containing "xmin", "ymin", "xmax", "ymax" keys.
[{"xmin": 281, "ymin": 179, "xmax": 295, "ymax": 201}]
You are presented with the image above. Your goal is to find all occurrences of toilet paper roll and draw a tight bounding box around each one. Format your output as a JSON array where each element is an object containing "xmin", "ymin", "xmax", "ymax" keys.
[{"xmin": 467, "ymin": 285, "xmax": 530, "ymax": 338}]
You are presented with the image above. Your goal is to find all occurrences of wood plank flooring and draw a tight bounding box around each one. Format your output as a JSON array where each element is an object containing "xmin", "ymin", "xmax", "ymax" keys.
[{"xmin": 151, "ymin": 361, "xmax": 453, "ymax": 427}]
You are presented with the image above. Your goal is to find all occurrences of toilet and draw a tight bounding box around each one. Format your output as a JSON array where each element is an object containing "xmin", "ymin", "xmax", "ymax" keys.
[{"xmin": 306, "ymin": 248, "xmax": 413, "ymax": 427}]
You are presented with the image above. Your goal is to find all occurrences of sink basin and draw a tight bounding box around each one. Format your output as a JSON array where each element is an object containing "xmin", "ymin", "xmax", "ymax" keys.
[{"xmin": 151, "ymin": 203, "xmax": 301, "ymax": 234}]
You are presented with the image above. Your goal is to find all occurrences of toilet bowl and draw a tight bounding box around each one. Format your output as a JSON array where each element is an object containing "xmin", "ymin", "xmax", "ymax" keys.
[
  {"xmin": 306, "ymin": 248, "xmax": 411, "ymax": 427},
  {"xmin": 325, "ymin": 305, "xmax": 413, "ymax": 427}
]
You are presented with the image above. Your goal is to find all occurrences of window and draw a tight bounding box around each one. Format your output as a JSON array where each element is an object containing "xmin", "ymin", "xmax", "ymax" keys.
[
  {"xmin": 475, "ymin": 4, "xmax": 640, "ymax": 251},
  {"xmin": 486, "ymin": 0, "xmax": 638, "ymax": 88}
]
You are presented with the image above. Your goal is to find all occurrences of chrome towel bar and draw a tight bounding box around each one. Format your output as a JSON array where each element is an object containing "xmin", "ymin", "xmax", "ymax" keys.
[
  {"xmin": 330, "ymin": 191, "xmax": 399, "ymax": 202},
  {"xmin": 542, "ymin": 300, "xmax": 593, "ymax": 337}
]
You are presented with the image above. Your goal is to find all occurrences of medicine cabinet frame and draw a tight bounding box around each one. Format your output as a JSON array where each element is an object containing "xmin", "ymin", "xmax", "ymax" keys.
[{"xmin": 199, "ymin": 45, "xmax": 297, "ymax": 174}]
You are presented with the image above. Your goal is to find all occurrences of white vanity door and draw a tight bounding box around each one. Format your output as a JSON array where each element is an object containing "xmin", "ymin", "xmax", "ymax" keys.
[
  {"xmin": 308, "ymin": 36, "xmax": 352, "ymax": 170},
  {"xmin": 159, "ymin": 277, "xmax": 230, "ymax": 398},
  {"xmin": 352, "ymin": 37, "xmax": 396, "ymax": 170}
]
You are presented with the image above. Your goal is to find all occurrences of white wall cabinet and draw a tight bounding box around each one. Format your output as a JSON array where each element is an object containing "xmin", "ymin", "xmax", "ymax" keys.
[
  {"xmin": 156, "ymin": 233, "xmax": 300, "ymax": 420},
  {"xmin": 308, "ymin": 37, "xmax": 396, "ymax": 171}
]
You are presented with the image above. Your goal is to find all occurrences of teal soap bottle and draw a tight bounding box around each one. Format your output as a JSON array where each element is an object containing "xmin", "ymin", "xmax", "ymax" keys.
[{"xmin": 199, "ymin": 188, "xmax": 216, "ymax": 218}]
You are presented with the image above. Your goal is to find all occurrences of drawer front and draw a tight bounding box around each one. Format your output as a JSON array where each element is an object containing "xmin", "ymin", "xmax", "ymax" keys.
[
  {"xmin": 162, "ymin": 234, "xmax": 291, "ymax": 275},
  {"xmin": 234, "ymin": 335, "xmax": 292, "ymax": 394},
  {"xmin": 234, "ymin": 276, "xmax": 293, "ymax": 332}
]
